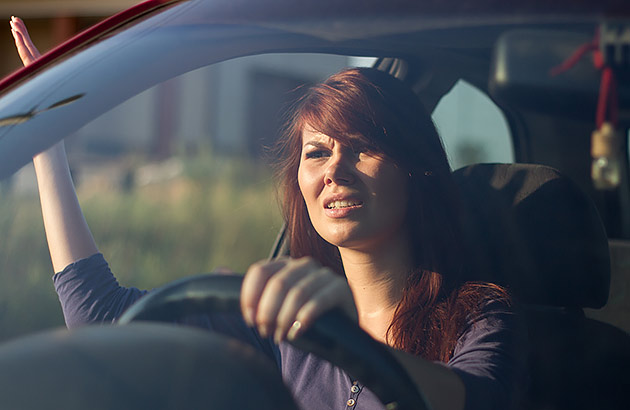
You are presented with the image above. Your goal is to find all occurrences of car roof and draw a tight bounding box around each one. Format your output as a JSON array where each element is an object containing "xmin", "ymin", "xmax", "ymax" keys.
[{"xmin": 2, "ymin": 0, "xmax": 625, "ymax": 90}]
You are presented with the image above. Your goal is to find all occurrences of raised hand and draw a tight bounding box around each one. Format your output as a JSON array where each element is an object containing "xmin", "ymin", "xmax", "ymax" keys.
[
  {"xmin": 9, "ymin": 17, "xmax": 99, "ymax": 272},
  {"xmin": 10, "ymin": 16, "xmax": 41, "ymax": 66},
  {"xmin": 241, "ymin": 257, "xmax": 358, "ymax": 344}
]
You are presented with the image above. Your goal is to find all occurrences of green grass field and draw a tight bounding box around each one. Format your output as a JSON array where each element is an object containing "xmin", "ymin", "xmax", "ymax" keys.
[{"xmin": 0, "ymin": 154, "xmax": 283, "ymax": 341}]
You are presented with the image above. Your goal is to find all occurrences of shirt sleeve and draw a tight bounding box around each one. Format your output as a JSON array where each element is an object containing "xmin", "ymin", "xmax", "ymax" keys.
[
  {"xmin": 447, "ymin": 300, "xmax": 529, "ymax": 410},
  {"xmin": 53, "ymin": 253, "xmax": 148, "ymax": 328},
  {"xmin": 52, "ymin": 253, "xmax": 281, "ymax": 366}
]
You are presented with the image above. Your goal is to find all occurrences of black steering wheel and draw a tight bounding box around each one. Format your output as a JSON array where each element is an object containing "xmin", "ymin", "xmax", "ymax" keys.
[{"xmin": 117, "ymin": 273, "xmax": 431, "ymax": 410}]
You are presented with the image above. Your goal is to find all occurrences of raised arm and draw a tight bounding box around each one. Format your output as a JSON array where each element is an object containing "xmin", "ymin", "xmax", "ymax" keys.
[{"xmin": 11, "ymin": 17, "xmax": 98, "ymax": 273}]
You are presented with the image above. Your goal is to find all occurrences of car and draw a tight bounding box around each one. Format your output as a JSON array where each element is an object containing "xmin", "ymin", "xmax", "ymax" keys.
[{"xmin": 0, "ymin": 0, "xmax": 627, "ymax": 409}]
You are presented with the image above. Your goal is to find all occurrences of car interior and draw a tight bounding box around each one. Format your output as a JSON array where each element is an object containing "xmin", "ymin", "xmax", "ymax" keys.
[
  {"xmin": 390, "ymin": 25, "xmax": 630, "ymax": 407},
  {"xmin": 0, "ymin": 1, "xmax": 627, "ymax": 409},
  {"xmin": 397, "ymin": 23, "xmax": 630, "ymax": 408},
  {"xmin": 270, "ymin": 32, "xmax": 630, "ymax": 410}
]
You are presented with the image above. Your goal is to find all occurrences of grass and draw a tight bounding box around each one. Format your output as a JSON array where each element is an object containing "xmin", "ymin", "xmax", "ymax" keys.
[{"xmin": 0, "ymin": 153, "xmax": 283, "ymax": 342}]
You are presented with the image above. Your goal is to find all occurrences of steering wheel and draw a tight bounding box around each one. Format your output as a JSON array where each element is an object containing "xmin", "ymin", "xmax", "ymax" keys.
[{"xmin": 117, "ymin": 273, "xmax": 431, "ymax": 410}]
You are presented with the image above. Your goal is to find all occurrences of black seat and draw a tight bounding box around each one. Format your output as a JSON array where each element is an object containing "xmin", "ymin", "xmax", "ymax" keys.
[{"xmin": 454, "ymin": 163, "xmax": 629, "ymax": 410}]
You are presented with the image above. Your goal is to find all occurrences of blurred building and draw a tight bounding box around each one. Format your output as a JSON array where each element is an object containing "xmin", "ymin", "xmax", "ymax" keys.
[
  {"xmin": 0, "ymin": 1, "xmax": 134, "ymax": 74},
  {"xmin": 0, "ymin": 0, "xmax": 355, "ymax": 162}
]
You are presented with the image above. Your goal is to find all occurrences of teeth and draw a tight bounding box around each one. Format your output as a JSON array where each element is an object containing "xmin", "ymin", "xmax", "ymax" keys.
[{"xmin": 327, "ymin": 200, "xmax": 361, "ymax": 209}]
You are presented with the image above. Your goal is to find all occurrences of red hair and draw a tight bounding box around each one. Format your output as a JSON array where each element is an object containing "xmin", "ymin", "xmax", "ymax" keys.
[{"xmin": 274, "ymin": 67, "xmax": 509, "ymax": 361}]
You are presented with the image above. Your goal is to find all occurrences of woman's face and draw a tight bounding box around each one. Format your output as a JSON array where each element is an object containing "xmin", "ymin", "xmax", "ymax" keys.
[{"xmin": 297, "ymin": 124, "xmax": 409, "ymax": 251}]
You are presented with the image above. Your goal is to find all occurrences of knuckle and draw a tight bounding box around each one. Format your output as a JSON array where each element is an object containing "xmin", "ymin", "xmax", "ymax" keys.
[
  {"xmin": 240, "ymin": 297, "xmax": 255, "ymax": 311},
  {"xmin": 268, "ymin": 275, "xmax": 290, "ymax": 294},
  {"xmin": 296, "ymin": 302, "xmax": 318, "ymax": 324},
  {"xmin": 248, "ymin": 258, "xmax": 288, "ymax": 276},
  {"xmin": 297, "ymin": 256, "xmax": 318, "ymax": 268},
  {"xmin": 286, "ymin": 286, "xmax": 308, "ymax": 305},
  {"xmin": 247, "ymin": 260, "xmax": 268, "ymax": 275},
  {"xmin": 296, "ymin": 255, "xmax": 312, "ymax": 264},
  {"xmin": 274, "ymin": 312, "xmax": 293, "ymax": 330},
  {"xmin": 256, "ymin": 313, "xmax": 275, "ymax": 328},
  {"xmin": 246, "ymin": 263, "xmax": 277, "ymax": 284}
]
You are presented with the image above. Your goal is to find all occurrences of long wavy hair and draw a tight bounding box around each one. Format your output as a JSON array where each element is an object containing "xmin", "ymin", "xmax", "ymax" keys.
[{"xmin": 274, "ymin": 67, "xmax": 508, "ymax": 362}]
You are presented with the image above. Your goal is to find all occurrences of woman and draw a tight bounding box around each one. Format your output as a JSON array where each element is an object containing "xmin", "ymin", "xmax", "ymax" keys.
[{"xmin": 11, "ymin": 17, "xmax": 525, "ymax": 410}]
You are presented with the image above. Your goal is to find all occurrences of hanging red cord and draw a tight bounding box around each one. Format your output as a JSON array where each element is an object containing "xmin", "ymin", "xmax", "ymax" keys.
[
  {"xmin": 551, "ymin": 27, "xmax": 622, "ymax": 189},
  {"xmin": 549, "ymin": 38, "xmax": 597, "ymax": 77},
  {"xmin": 550, "ymin": 28, "xmax": 619, "ymax": 128}
]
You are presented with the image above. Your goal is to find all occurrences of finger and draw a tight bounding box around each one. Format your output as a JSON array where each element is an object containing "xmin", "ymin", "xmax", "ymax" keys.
[
  {"xmin": 254, "ymin": 258, "xmax": 315, "ymax": 338},
  {"xmin": 273, "ymin": 268, "xmax": 332, "ymax": 343},
  {"xmin": 240, "ymin": 258, "xmax": 287, "ymax": 327},
  {"xmin": 10, "ymin": 28, "xmax": 35, "ymax": 66},
  {"xmin": 290, "ymin": 279, "xmax": 357, "ymax": 341},
  {"xmin": 11, "ymin": 17, "xmax": 40, "ymax": 59},
  {"xmin": 10, "ymin": 20, "xmax": 34, "ymax": 64}
]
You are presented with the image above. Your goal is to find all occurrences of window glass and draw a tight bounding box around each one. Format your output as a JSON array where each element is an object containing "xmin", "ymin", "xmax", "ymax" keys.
[
  {"xmin": 0, "ymin": 53, "xmax": 513, "ymax": 341},
  {"xmin": 432, "ymin": 80, "xmax": 513, "ymax": 170}
]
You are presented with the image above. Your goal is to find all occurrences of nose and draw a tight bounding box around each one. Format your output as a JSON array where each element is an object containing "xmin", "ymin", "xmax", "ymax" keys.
[{"xmin": 324, "ymin": 153, "xmax": 355, "ymax": 186}]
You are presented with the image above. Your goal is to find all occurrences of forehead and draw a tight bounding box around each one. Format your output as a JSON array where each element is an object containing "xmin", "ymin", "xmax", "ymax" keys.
[
  {"xmin": 300, "ymin": 124, "xmax": 369, "ymax": 149},
  {"xmin": 301, "ymin": 125, "xmax": 334, "ymax": 146}
]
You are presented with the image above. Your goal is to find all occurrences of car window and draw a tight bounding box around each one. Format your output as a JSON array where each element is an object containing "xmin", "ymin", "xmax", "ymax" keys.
[
  {"xmin": 432, "ymin": 80, "xmax": 513, "ymax": 170},
  {"xmin": 349, "ymin": 58, "xmax": 514, "ymax": 170},
  {"xmin": 0, "ymin": 52, "xmax": 514, "ymax": 341},
  {"xmin": 70, "ymin": 54, "xmax": 353, "ymax": 156},
  {"xmin": 0, "ymin": 53, "xmax": 357, "ymax": 341}
]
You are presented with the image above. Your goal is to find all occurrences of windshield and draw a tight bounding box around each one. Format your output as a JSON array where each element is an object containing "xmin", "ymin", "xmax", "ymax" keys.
[{"xmin": 0, "ymin": 46, "xmax": 514, "ymax": 341}]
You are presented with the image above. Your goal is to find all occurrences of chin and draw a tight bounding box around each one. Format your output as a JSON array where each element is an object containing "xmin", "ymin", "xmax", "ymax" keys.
[{"xmin": 320, "ymin": 230, "xmax": 377, "ymax": 251}]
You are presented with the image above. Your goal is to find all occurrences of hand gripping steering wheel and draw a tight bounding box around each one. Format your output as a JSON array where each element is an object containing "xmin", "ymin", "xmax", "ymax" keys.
[{"xmin": 117, "ymin": 273, "xmax": 432, "ymax": 410}]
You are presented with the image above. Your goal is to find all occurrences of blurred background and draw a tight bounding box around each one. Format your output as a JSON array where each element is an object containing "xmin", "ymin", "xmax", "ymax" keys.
[{"xmin": 0, "ymin": 0, "xmax": 512, "ymax": 341}]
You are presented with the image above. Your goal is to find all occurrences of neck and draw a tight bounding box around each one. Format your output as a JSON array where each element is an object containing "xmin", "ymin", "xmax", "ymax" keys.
[{"xmin": 338, "ymin": 233, "xmax": 414, "ymax": 343}]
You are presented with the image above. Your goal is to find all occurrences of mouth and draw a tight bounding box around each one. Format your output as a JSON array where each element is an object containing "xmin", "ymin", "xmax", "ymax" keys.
[{"xmin": 325, "ymin": 199, "xmax": 363, "ymax": 209}]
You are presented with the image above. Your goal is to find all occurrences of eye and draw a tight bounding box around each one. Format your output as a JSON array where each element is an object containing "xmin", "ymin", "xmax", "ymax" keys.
[
  {"xmin": 352, "ymin": 144, "xmax": 380, "ymax": 159},
  {"xmin": 349, "ymin": 141, "xmax": 372, "ymax": 153},
  {"xmin": 304, "ymin": 149, "xmax": 330, "ymax": 159}
]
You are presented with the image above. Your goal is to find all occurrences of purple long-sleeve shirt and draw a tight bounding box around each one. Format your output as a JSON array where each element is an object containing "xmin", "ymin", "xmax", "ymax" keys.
[{"xmin": 53, "ymin": 253, "xmax": 527, "ymax": 410}]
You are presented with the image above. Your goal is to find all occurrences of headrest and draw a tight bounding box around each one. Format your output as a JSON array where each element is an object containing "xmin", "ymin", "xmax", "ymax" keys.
[{"xmin": 454, "ymin": 163, "xmax": 610, "ymax": 308}]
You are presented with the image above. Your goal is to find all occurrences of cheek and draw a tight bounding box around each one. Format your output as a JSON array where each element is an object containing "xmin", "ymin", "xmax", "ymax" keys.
[
  {"xmin": 297, "ymin": 164, "xmax": 307, "ymax": 199},
  {"xmin": 297, "ymin": 164, "xmax": 317, "ymax": 207},
  {"xmin": 374, "ymin": 167, "xmax": 409, "ymax": 216}
]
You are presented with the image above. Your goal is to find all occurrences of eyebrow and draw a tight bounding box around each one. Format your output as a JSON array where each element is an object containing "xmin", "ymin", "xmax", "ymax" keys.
[{"xmin": 302, "ymin": 140, "xmax": 330, "ymax": 149}]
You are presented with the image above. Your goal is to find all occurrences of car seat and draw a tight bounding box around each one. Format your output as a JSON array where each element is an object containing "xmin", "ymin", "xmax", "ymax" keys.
[
  {"xmin": 454, "ymin": 163, "xmax": 629, "ymax": 410},
  {"xmin": 269, "ymin": 162, "xmax": 630, "ymax": 410}
]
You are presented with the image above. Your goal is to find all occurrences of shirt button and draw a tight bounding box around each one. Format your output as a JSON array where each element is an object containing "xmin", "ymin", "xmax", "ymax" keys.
[
  {"xmin": 347, "ymin": 398, "xmax": 356, "ymax": 407},
  {"xmin": 351, "ymin": 385, "xmax": 360, "ymax": 393}
]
